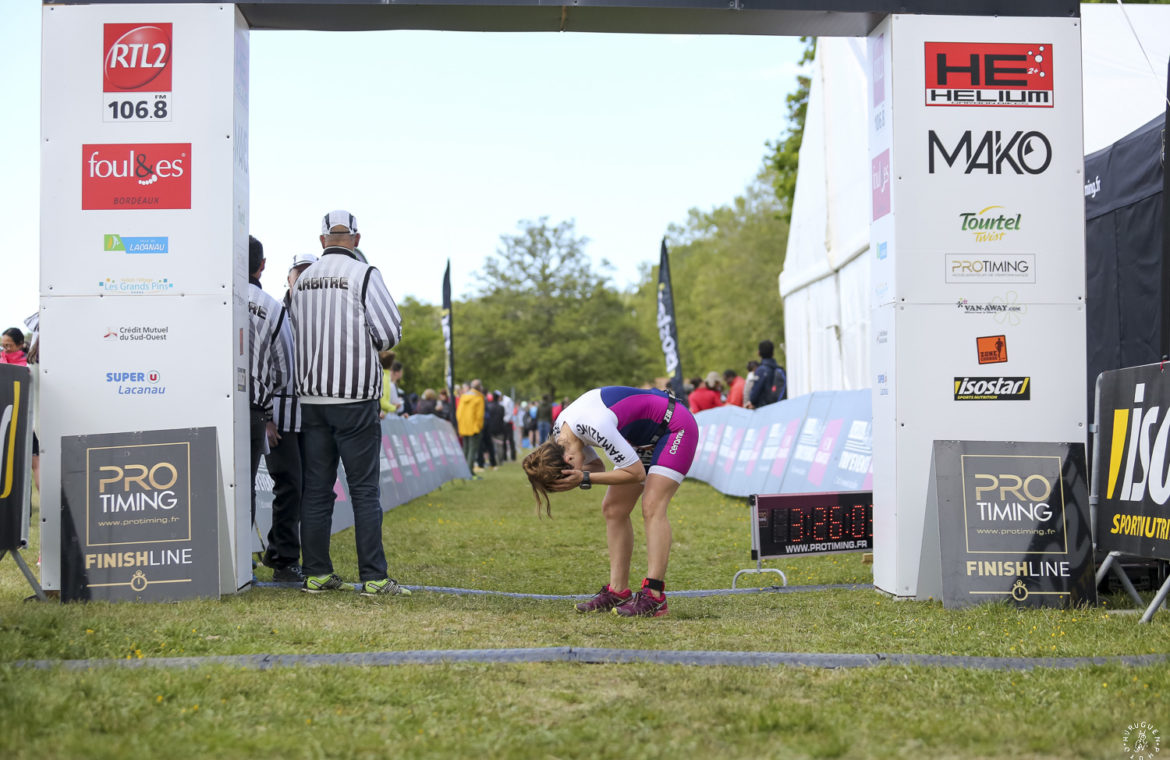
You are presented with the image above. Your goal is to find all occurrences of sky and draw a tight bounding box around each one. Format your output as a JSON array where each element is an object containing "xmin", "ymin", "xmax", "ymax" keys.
[{"xmin": 0, "ymin": 1, "xmax": 806, "ymax": 322}]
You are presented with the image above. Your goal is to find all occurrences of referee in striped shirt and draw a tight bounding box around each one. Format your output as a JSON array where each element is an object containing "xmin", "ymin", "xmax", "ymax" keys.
[
  {"xmin": 289, "ymin": 210, "xmax": 409, "ymax": 596},
  {"xmin": 247, "ymin": 236, "xmax": 295, "ymax": 577}
]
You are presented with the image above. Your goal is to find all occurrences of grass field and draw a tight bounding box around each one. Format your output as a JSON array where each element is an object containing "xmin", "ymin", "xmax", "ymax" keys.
[{"xmin": 2, "ymin": 464, "xmax": 1168, "ymax": 759}]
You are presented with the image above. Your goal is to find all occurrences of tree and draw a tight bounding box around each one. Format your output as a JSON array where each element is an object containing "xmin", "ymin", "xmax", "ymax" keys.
[
  {"xmin": 391, "ymin": 296, "xmax": 446, "ymax": 396},
  {"xmin": 454, "ymin": 218, "xmax": 650, "ymax": 400},
  {"xmin": 765, "ymin": 36, "xmax": 817, "ymax": 223},
  {"xmin": 632, "ymin": 170, "xmax": 789, "ymax": 379}
]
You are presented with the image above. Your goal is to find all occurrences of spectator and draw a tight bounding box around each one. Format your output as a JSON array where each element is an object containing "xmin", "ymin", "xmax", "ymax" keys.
[
  {"xmin": 497, "ymin": 390, "xmax": 517, "ymax": 462},
  {"xmin": 688, "ymin": 371, "xmax": 724, "ymax": 413},
  {"xmin": 724, "ymin": 369, "xmax": 745, "ymax": 407},
  {"xmin": 246, "ymin": 236, "xmax": 296, "ymax": 582},
  {"xmin": 742, "ymin": 360, "xmax": 760, "ymax": 406},
  {"xmin": 457, "ymin": 379, "xmax": 486, "ymax": 476},
  {"xmin": 0, "ymin": 328, "xmax": 27, "ymax": 364},
  {"xmin": 747, "ymin": 340, "xmax": 787, "ymax": 409},
  {"xmin": 536, "ymin": 394, "xmax": 553, "ymax": 444},
  {"xmin": 479, "ymin": 391, "xmax": 504, "ymax": 470},
  {"xmin": 260, "ymin": 252, "xmax": 317, "ymax": 582},
  {"xmin": 289, "ymin": 209, "xmax": 408, "ymax": 597},
  {"xmin": 435, "ymin": 388, "xmax": 453, "ymax": 422},
  {"xmin": 379, "ymin": 353, "xmax": 405, "ymax": 418},
  {"xmin": 415, "ymin": 388, "xmax": 438, "ymax": 416},
  {"xmin": 551, "ymin": 397, "xmax": 564, "ymax": 422}
]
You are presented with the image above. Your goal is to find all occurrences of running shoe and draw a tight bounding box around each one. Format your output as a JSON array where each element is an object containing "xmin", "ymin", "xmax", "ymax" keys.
[
  {"xmin": 301, "ymin": 573, "xmax": 345, "ymax": 593},
  {"xmin": 272, "ymin": 564, "xmax": 306, "ymax": 583},
  {"xmin": 360, "ymin": 578, "xmax": 412, "ymax": 597},
  {"xmin": 613, "ymin": 590, "xmax": 668, "ymax": 618},
  {"xmin": 575, "ymin": 585, "xmax": 631, "ymax": 613}
]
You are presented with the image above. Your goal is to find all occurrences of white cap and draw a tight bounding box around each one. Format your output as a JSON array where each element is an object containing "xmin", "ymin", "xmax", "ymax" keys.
[
  {"xmin": 290, "ymin": 253, "xmax": 318, "ymax": 271},
  {"xmin": 321, "ymin": 209, "xmax": 357, "ymax": 235}
]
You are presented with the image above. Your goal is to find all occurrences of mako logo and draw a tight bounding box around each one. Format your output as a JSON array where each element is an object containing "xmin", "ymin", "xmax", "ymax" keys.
[
  {"xmin": 1105, "ymin": 383, "xmax": 1170, "ymax": 506},
  {"xmin": 928, "ymin": 130, "xmax": 1051, "ymax": 175},
  {"xmin": 103, "ymin": 24, "xmax": 172, "ymax": 92},
  {"xmin": 104, "ymin": 234, "xmax": 168, "ymax": 254},
  {"xmin": 954, "ymin": 376, "xmax": 1030, "ymax": 401},
  {"xmin": 925, "ymin": 42, "xmax": 1053, "ymax": 107},
  {"xmin": 959, "ymin": 206, "xmax": 1021, "ymax": 243},
  {"xmin": 82, "ymin": 144, "xmax": 191, "ymax": 210}
]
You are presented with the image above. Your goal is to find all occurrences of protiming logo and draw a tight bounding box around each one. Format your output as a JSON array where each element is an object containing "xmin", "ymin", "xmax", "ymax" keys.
[
  {"xmin": 954, "ymin": 376, "xmax": 1030, "ymax": 401},
  {"xmin": 82, "ymin": 144, "xmax": 191, "ymax": 210},
  {"xmin": 103, "ymin": 24, "xmax": 173, "ymax": 92},
  {"xmin": 928, "ymin": 130, "xmax": 1051, "ymax": 175},
  {"xmin": 925, "ymin": 42, "xmax": 1052, "ymax": 107}
]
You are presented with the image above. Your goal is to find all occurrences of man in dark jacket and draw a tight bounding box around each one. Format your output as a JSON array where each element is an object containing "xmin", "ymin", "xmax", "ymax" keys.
[
  {"xmin": 478, "ymin": 392, "xmax": 505, "ymax": 469},
  {"xmin": 747, "ymin": 339, "xmax": 787, "ymax": 409}
]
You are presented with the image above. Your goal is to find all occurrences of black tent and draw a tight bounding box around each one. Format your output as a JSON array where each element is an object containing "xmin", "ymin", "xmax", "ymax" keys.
[{"xmin": 1085, "ymin": 113, "xmax": 1165, "ymax": 425}]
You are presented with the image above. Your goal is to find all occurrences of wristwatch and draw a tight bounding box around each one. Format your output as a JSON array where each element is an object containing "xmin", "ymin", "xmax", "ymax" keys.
[{"xmin": 579, "ymin": 471, "xmax": 591, "ymax": 490}]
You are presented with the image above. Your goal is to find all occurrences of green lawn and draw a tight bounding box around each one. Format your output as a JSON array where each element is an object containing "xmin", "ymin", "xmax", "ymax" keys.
[{"xmin": 1, "ymin": 465, "xmax": 1167, "ymax": 759}]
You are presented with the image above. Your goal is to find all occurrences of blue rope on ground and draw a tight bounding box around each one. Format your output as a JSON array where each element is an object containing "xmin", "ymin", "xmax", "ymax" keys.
[
  {"xmin": 14, "ymin": 647, "xmax": 1168, "ymax": 672},
  {"xmin": 250, "ymin": 581, "xmax": 874, "ymax": 599}
]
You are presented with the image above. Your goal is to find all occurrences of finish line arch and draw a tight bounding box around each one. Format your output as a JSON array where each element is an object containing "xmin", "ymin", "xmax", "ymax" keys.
[{"xmin": 38, "ymin": 1, "xmax": 1087, "ymax": 601}]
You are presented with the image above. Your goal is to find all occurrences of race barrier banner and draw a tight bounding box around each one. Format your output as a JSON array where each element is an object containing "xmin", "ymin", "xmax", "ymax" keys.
[
  {"xmin": 0, "ymin": 364, "xmax": 33, "ymax": 552},
  {"xmin": 690, "ymin": 390, "xmax": 872, "ymax": 498},
  {"xmin": 917, "ymin": 440, "xmax": 1095, "ymax": 609},
  {"xmin": 1095, "ymin": 363, "xmax": 1170, "ymax": 561},
  {"xmin": 254, "ymin": 413, "xmax": 469, "ymax": 542},
  {"xmin": 59, "ymin": 427, "xmax": 225, "ymax": 602}
]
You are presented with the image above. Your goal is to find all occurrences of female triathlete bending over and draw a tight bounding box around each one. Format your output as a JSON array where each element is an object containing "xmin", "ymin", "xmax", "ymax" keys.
[{"xmin": 523, "ymin": 386, "xmax": 698, "ymax": 617}]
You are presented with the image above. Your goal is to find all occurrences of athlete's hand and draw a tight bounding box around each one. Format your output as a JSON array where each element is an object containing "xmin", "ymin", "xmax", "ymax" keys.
[{"xmin": 547, "ymin": 469, "xmax": 583, "ymax": 492}]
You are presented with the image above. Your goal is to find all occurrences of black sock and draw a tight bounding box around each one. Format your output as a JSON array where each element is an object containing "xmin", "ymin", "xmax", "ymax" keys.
[{"xmin": 643, "ymin": 577, "xmax": 665, "ymax": 593}]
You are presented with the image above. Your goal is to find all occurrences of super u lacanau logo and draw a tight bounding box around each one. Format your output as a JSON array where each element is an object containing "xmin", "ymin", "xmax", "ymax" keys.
[{"xmin": 103, "ymin": 24, "xmax": 173, "ymax": 92}]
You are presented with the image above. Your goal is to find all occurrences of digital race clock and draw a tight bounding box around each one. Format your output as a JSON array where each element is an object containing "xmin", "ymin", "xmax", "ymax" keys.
[{"xmin": 751, "ymin": 491, "xmax": 874, "ymax": 559}]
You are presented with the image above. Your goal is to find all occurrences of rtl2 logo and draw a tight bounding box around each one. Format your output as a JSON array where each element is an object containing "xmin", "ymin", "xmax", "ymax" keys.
[
  {"xmin": 103, "ymin": 24, "xmax": 172, "ymax": 92},
  {"xmin": 925, "ymin": 42, "xmax": 1053, "ymax": 108}
]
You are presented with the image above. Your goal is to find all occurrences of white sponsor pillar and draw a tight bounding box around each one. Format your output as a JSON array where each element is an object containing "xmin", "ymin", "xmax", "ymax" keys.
[
  {"xmin": 40, "ymin": 4, "xmax": 250, "ymax": 592},
  {"xmin": 868, "ymin": 15, "xmax": 1086, "ymax": 597}
]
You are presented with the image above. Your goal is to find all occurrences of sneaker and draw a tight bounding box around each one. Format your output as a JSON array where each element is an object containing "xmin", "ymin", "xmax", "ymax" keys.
[
  {"xmin": 272, "ymin": 565, "xmax": 305, "ymax": 583},
  {"xmin": 301, "ymin": 573, "xmax": 345, "ymax": 593},
  {"xmin": 613, "ymin": 590, "xmax": 668, "ymax": 618},
  {"xmin": 575, "ymin": 585, "xmax": 631, "ymax": 613},
  {"xmin": 360, "ymin": 578, "xmax": 412, "ymax": 597}
]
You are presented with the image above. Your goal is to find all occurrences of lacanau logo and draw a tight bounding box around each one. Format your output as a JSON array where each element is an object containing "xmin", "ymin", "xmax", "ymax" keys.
[
  {"xmin": 82, "ymin": 144, "xmax": 191, "ymax": 210},
  {"xmin": 928, "ymin": 130, "xmax": 1051, "ymax": 175},
  {"xmin": 925, "ymin": 42, "xmax": 1052, "ymax": 107},
  {"xmin": 103, "ymin": 23, "xmax": 172, "ymax": 92},
  {"xmin": 104, "ymin": 234, "xmax": 168, "ymax": 254},
  {"xmin": 954, "ymin": 376, "xmax": 1030, "ymax": 401}
]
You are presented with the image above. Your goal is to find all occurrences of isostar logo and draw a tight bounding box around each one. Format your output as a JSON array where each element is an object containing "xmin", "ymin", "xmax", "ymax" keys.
[
  {"xmin": 959, "ymin": 206, "xmax": 1021, "ymax": 243},
  {"xmin": 103, "ymin": 24, "xmax": 172, "ymax": 92},
  {"xmin": 928, "ymin": 130, "xmax": 1051, "ymax": 175},
  {"xmin": 104, "ymin": 234, "xmax": 169, "ymax": 254},
  {"xmin": 945, "ymin": 254, "xmax": 1035, "ymax": 284},
  {"xmin": 925, "ymin": 42, "xmax": 1052, "ymax": 107},
  {"xmin": 1105, "ymin": 384, "xmax": 1170, "ymax": 527},
  {"xmin": 954, "ymin": 376, "xmax": 1030, "ymax": 401},
  {"xmin": 976, "ymin": 335, "xmax": 1008, "ymax": 364},
  {"xmin": 83, "ymin": 144, "xmax": 191, "ymax": 210}
]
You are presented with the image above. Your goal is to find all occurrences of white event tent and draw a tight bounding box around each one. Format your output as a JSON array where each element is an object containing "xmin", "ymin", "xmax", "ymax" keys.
[{"xmin": 780, "ymin": 3, "xmax": 1170, "ymax": 395}]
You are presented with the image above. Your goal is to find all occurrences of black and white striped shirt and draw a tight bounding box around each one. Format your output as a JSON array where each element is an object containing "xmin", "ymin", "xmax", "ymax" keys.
[
  {"xmin": 248, "ymin": 280, "xmax": 293, "ymax": 413},
  {"xmin": 289, "ymin": 247, "xmax": 402, "ymax": 403}
]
